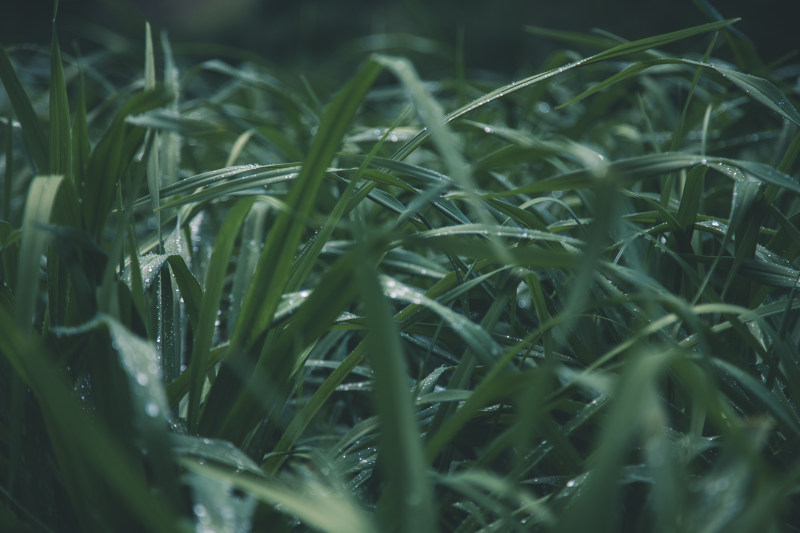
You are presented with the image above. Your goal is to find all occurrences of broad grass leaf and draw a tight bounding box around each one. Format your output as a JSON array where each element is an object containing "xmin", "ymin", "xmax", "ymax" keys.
[
  {"xmin": 53, "ymin": 314, "xmax": 181, "ymax": 504},
  {"xmin": 182, "ymin": 458, "xmax": 375, "ymax": 533},
  {"xmin": 15, "ymin": 175, "xmax": 80, "ymax": 330},
  {"xmin": 152, "ymin": 163, "xmax": 302, "ymax": 210},
  {"xmin": 0, "ymin": 307, "xmax": 185, "ymax": 532},
  {"xmin": 175, "ymin": 436, "xmax": 260, "ymax": 533},
  {"xmin": 676, "ymin": 164, "xmax": 707, "ymax": 231}
]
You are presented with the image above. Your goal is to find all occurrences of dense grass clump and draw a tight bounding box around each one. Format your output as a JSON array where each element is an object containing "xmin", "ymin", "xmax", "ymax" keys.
[{"xmin": 2, "ymin": 8, "xmax": 800, "ymax": 533}]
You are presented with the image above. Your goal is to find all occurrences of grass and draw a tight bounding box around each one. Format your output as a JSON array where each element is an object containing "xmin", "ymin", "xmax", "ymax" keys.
[{"xmin": 2, "ymin": 4, "xmax": 800, "ymax": 532}]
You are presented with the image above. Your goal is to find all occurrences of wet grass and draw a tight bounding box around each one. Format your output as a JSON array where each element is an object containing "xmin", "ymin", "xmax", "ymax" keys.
[{"xmin": 2, "ymin": 7, "xmax": 800, "ymax": 533}]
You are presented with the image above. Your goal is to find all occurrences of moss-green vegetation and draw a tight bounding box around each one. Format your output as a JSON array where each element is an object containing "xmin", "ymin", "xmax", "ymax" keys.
[{"xmin": 2, "ymin": 5, "xmax": 800, "ymax": 532}]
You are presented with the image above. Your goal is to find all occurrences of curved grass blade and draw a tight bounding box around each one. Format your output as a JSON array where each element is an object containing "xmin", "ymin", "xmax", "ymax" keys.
[
  {"xmin": 175, "ymin": 437, "xmax": 260, "ymax": 533},
  {"xmin": 558, "ymin": 57, "xmax": 800, "ymax": 127},
  {"xmin": 15, "ymin": 175, "xmax": 80, "ymax": 330},
  {"xmin": 183, "ymin": 458, "xmax": 375, "ymax": 533},
  {"xmin": 393, "ymin": 19, "xmax": 737, "ymax": 160}
]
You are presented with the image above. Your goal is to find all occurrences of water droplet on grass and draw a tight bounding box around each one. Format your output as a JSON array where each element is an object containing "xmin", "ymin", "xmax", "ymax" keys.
[{"xmin": 145, "ymin": 402, "xmax": 160, "ymax": 417}]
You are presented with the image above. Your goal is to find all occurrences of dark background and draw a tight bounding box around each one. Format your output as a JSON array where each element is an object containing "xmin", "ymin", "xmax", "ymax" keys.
[{"xmin": 2, "ymin": 0, "xmax": 798, "ymax": 72}]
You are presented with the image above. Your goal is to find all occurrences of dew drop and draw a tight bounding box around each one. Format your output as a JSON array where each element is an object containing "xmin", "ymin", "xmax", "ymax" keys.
[{"xmin": 145, "ymin": 402, "xmax": 160, "ymax": 417}]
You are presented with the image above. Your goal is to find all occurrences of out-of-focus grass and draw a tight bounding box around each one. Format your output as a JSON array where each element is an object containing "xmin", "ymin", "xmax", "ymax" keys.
[{"xmin": 2, "ymin": 4, "xmax": 800, "ymax": 533}]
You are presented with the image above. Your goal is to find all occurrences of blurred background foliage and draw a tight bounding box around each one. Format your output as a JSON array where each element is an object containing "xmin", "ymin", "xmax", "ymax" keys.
[{"xmin": 3, "ymin": 0, "xmax": 798, "ymax": 74}]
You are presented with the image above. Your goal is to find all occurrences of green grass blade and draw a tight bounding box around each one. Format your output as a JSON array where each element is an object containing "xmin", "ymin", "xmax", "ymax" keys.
[
  {"xmin": 55, "ymin": 314, "xmax": 182, "ymax": 505},
  {"xmin": 144, "ymin": 23, "xmax": 162, "ymax": 250},
  {"xmin": 0, "ymin": 45, "xmax": 48, "ymax": 172},
  {"xmin": 209, "ymin": 247, "xmax": 361, "ymax": 443},
  {"xmin": 183, "ymin": 459, "xmax": 375, "ymax": 533},
  {"xmin": 394, "ymin": 19, "xmax": 737, "ymax": 160},
  {"xmin": 3, "ymin": 110, "xmax": 12, "ymax": 220},
  {"xmin": 579, "ymin": 18, "xmax": 739, "ymax": 66},
  {"xmin": 230, "ymin": 58, "xmax": 382, "ymax": 350},
  {"xmin": 356, "ymin": 243, "xmax": 436, "ymax": 533},
  {"xmin": 558, "ymin": 57, "xmax": 800, "ymax": 128},
  {"xmin": 159, "ymin": 29, "xmax": 180, "ymax": 191},
  {"xmin": 556, "ymin": 349, "xmax": 677, "ymax": 532},
  {"xmin": 676, "ymin": 164, "xmax": 707, "ymax": 231},
  {"xmin": 48, "ymin": 25, "xmax": 71, "ymax": 181},
  {"xmin": 0, "ymin": 307, "xmax": 188, "ymax": 532},
  {"xmin": 264, "ymin": 340, "xmax": 369, "ymax": 474},
  {"xmin": 83, "ymin": 86, "xmax": 172, "ymax": 238},
  {"xmin": 187, "ymin": 197, "xmax": 255, "ymax": 432},
  {"xmin": 15, "ymin": 175, "xmax": 79, "ymax": 330},
  {"xmin": 72, "ymin": 68, "xmax": 90, "ymax": 196},
  {"xmin": 165, "ymin": 254, "xmax": 203, "ymax": 332},
  {"xmin": 228, "ymin": 201, "xmax": 269, "ymax": 335}
]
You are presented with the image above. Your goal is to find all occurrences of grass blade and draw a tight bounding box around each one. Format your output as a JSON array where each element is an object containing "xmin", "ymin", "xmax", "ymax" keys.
[
  {"xmin": 0, "ymin": 45, "xmax": 48, "ymax": 172},
  {"xmin": 356, "ymin": 241, "xmax": 437, "ymax": 533},
  {"xmin": 48, "ymin": 24, "xmax": 71, "ymax": 180},
  {"xmin": 231, "ymin": 58, "xmax": 382, "ymax": 350},
  {"xmin": 187, "ymin": 197, "xmax": 255, "ymax": 432}
]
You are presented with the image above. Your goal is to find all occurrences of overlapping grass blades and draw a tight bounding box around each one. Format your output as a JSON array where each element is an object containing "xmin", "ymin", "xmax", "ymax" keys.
[{"xmin": 2, "ymin": 9, "xmax": 800, "ymax": 533}]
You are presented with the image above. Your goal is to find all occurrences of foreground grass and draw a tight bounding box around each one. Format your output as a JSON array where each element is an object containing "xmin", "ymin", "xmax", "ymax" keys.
[{"xmin": 2, "ymin": 10, "xmax": 800, "ymax": 533}]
